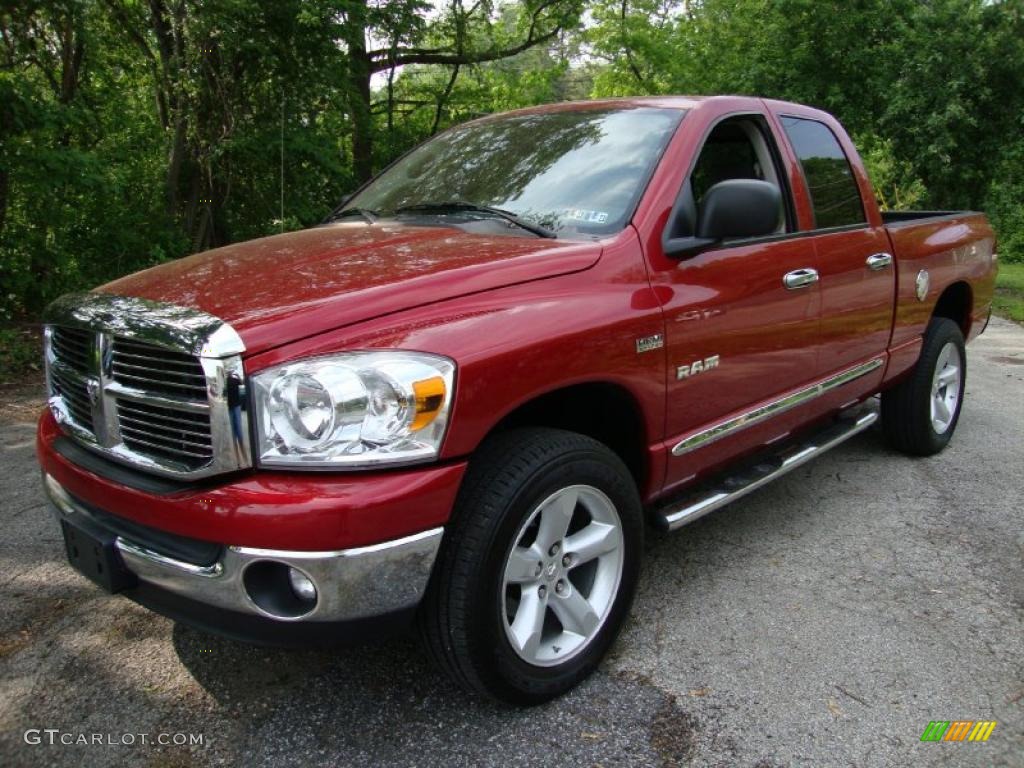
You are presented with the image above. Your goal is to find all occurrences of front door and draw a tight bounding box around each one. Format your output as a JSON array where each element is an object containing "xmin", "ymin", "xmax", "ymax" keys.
[{"xmin": 650, "ymin": 115, "xmax": 823, "ymax": 492}]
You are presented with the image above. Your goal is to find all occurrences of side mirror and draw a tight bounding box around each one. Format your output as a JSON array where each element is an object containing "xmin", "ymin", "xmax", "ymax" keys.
[
  {"xmin": 697, "ymin": 179, "xmax": 780, "ymax": 240},
  {"xmin": 663, "ymin": 179, "xmax": 781, "ymax": 258}
]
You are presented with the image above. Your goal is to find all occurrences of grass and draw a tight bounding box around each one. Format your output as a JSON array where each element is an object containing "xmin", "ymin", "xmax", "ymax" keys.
[{"xmin": 993, "ymin": 261, "xmax": 1024, "ymax": 324}]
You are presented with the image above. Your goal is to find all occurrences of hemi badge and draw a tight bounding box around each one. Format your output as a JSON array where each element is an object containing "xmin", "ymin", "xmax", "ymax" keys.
[{"xmin": 635, "ymin": 334, "xmax": 664, "ymax": 354}]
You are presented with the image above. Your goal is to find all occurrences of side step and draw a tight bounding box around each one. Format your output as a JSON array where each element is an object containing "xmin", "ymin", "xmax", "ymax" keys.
[{"xmin": 654, "ymin": 407, "xmax": 879, "ymax": 532}]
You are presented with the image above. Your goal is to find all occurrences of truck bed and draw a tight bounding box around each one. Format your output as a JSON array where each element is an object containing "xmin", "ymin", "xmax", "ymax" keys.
[{"xmin": 883, "ymin": 210, "xmax": 996, "ymax": 355}]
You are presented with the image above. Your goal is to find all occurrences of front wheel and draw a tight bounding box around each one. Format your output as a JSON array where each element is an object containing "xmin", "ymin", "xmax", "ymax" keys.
[
  {"xmin": 420, "ymin": 428, "xmax": 643, "ymax": 704},
  {"xmin": 881, "ymin": 317, "xmax": 967, "ymax": 456}
]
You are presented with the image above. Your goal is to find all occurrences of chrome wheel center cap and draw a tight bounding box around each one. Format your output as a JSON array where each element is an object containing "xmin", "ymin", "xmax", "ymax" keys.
[{"xmin": 545, "ymin": 562, "xmax": 558, "ymax": 580}]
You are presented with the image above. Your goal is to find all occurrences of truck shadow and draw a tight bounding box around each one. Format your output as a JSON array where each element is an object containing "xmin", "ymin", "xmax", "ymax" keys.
[{"xmin": 169, "ymin": 621, "xmax": 693, "ymax": 765}]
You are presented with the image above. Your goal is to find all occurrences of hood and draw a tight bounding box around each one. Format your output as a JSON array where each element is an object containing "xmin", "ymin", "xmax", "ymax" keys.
[{"xmin": 100, "ymin": 222, "xmax": 601, "ymax": 355}]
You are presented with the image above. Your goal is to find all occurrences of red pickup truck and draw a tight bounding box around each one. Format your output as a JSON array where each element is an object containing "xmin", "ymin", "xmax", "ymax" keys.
[{"xmin": 37, "ymin": 96, "xmax": 997, "ymax": 704}]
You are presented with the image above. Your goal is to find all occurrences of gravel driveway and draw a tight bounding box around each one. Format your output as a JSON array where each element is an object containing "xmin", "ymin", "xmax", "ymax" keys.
[{"xmin": 1, "ymin": 318, "xmax": 1021, "ymax": 767}]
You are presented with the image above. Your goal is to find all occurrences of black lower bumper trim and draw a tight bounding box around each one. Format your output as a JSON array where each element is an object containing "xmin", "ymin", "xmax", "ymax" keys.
[
  {"xmin": 125, "ymin": 579, "xmax": 417, "ymax": 648},
  {"xmin": 52, "ymin": 479, "xmax": 223, "ymax": 567}
]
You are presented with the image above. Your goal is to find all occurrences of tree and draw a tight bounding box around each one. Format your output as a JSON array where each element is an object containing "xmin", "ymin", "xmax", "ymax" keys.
[{"xmin": 337, "ymin": 0, "xmax": 584, "ymax": 182}]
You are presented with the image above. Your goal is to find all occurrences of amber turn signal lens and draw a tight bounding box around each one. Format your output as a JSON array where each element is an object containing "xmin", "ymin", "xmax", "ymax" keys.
[{"xmin": 411, "ymin": 376, "xmax": 446, "ymax": 431}]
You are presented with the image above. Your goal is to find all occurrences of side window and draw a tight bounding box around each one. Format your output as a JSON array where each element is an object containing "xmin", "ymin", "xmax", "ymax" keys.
[
  {"xmin": 679, "ymin": 117, "xmax": 789, "ymax": 237},
  {"xmin": 690, "ymin": 123, "xmax": 762, "ymax": 202},
  {"xmin": 781, "ymin": 116, "xmax": 866, "ymax": 229}
]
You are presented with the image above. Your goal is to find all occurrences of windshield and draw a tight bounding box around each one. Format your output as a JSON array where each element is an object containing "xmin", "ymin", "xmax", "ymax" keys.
[{"xmin": 344, "ymin": 106, "xmax": 685, "ymax": 238}]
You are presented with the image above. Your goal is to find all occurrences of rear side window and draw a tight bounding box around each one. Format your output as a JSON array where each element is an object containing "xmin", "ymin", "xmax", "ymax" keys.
[{"xmin": 781, "ymin": 117, "xmax": 865, "ymax": 229}]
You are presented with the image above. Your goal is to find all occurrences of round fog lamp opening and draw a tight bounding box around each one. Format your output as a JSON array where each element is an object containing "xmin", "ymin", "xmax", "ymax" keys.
[{"xmin": 288, "ymin": 567, "xmax": 317, "ymax": 603}]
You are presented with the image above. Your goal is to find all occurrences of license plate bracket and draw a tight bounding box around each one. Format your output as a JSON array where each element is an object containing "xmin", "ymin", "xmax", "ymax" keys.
[{"xmin": 60, "ymin": 515, "xmax": 137, "ymax": 593}]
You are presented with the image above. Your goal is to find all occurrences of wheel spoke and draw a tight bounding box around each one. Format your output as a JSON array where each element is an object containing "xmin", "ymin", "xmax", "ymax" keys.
[
  {"xmin": 508, "ymin": 589, "xmax": 547, "ymax": 657},
  {"xmin": 550, "ymin": 590, "xmax": 599, "ymax": 637},
  {"xmin": 535, "ymin": 488, "xmax": 577, "ymax": 551},
  {"xmin": 937, "ymin": 366, "xmax": 959, "ymax": 388},
  {"xmin": 500, "ymin": 483, "xmax": 625, "ymax": 667},
  {"xmin": 505, "ymin": 545, "xmax": 541, "ymax": 584},
  {"xmin": 564, "ymin": 522, "xmax": 621, "ymax": 566},
  {"xmin": 934, "ymin": 396, "xmax": 951, "ymax": 423}
]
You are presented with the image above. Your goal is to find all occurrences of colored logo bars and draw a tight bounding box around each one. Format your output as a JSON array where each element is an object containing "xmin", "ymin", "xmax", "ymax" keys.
[{"xmin": 920, "ymin": 721, "xmax": 997, "ymax": 742}]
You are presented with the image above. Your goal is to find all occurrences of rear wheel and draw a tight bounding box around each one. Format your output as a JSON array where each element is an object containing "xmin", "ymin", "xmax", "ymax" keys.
[
  {"xmin": 881, "ymin": 317, "xmax": 967, "ymax": 455},
  {"xmin": 420, "ymin": 427, "xmax": 642, "ymax": 704}
]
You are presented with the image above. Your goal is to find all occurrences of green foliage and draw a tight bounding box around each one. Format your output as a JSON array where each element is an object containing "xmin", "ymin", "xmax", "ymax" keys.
[
  {"xmin": 587, "ymin": 0, "xmax": 1024, "ymax": 270},
  {"xmin": 1, "ymin": 0, "xmax": 1023, "ymax": 334},
  {"xmin": 854, "ymin": 134, "xmax": 928, "ymax": 212},
  {"xmin": 0, "ymin": 327, "xmax": 40, "ymax": 378},
  {"xmin": 986, "ymin": 138, "xmax": 1024, "ymax": 263}
]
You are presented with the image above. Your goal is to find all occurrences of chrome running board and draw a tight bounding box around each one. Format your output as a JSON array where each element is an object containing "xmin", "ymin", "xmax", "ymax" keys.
[{"xmin": 655, "ymin": 407, "xmax": 879, "ymax": 532}]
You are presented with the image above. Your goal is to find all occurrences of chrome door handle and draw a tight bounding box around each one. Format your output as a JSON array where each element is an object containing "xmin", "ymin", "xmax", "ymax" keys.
[
  {"xmin": 783, "ymin": 268, "xmax": 819, "ymax": 289},
  {"xmin": 866, "ymin": 252, "xmax": 893, "ymax": 270}
]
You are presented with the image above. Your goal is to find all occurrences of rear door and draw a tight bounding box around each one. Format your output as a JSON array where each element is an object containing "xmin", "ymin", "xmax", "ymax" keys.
[{"xmin": 774, "ymin": 113, "xmax": 894, "ymax": 396}]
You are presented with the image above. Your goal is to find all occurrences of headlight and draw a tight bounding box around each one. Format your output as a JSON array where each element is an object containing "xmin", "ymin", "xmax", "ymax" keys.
[{"xmin": 251, "ymin": 351, "xmax": 455, "ymax": 468}]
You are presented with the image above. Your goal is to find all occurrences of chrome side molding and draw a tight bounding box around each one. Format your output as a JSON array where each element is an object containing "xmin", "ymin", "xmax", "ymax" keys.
[
  {"xmin": 671, "ymin": 357, "xmax": 883, "ymax": 456},
  {"xmin": 658, "ymin": 408, "xmax": 878, "ymax": 532}
]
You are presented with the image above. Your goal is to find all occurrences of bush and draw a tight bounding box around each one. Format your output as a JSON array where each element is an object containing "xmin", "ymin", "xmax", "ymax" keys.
[
  {"xmin": 986, "ymin": 142, "xmax": 1024, "ymax": 264},
  {"xmin": 0, "ymin": 327, "xmax": 41, "ymax": 381},
  {"xmin": 854, "ymin": 133, "xmax": 928, "ymax": 212}
]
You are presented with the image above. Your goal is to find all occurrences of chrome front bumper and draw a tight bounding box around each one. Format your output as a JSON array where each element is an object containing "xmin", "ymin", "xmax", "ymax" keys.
[{"xmin": 44, "ymin": 474, "xmax": 443, "ymax": 624}]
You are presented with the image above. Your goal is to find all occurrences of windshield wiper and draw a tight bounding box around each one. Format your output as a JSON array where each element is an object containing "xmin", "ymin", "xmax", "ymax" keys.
[
  {"xmin": 325, "ymin": 207, "xmax": 379, "ymax": 224},
  {"xmin": 394, "ymin": 201, "xmax": 557, "ymax": 239}
]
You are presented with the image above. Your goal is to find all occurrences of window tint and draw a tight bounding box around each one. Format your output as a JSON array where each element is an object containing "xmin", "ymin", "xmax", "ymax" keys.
[{"xmin": 781, "ymin": 117, "xmax": 865, "ymax": 229}]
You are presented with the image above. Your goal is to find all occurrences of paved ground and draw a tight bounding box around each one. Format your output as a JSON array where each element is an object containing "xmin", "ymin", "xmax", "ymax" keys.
[{"xmin": 1, "ymin": 319, "xmax": 1021, "ymax": 768}]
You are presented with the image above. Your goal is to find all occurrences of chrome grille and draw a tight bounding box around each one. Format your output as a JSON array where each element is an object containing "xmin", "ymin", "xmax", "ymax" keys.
[
  {"xmin": 51, "ymin": 327, "xmax": 93, "ymax": 375},
  {"xmin": 49, "ymin": 358, "xmax": 95, "ymax": 431},
  {"xmin": 111, "ymin": 338, "xmax": 209, "ymax": 399},
  {"xmin": 117, "ymin": 399, "xmax": 213, "ymax": 468},
  {"xmin": 43, "ymin": 293, "xmax": 251, "ymax": 480},
  {"xmin": 109, "ymin": 337, "xmax": 213, "ymax": 470}
]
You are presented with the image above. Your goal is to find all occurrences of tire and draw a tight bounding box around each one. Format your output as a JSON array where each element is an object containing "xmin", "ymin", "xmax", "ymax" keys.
[
  {"xmin": 881, "ymin": 317, "xmax": 967, "ymax": 456},
  {"xmin": 419, "ymin": 427, "xmax": 643, "ymax": 705}
]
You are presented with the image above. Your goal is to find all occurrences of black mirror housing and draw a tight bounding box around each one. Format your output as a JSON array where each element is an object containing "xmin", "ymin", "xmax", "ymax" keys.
[{"xmin": 696, "ymin": 179, "xmax": 781, "ymax": 241}]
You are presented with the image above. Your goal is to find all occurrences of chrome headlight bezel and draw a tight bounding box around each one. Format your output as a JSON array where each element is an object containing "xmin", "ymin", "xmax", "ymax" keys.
[{"xmin": 251, "ymin": 350, "xmax": 456, "ymax": 469}]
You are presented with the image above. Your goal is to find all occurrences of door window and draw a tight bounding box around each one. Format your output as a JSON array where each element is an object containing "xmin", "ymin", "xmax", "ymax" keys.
[
  {"xmin": 780, "ymin": 117, "xmax": 866, "ymax": 229},
  {"xmin": 677, "ymin": 117, "xmax": 790, "ymax": 238}
]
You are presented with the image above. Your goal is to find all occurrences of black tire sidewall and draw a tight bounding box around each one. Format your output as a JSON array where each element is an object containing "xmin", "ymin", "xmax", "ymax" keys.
[
  {"xmin": 916, "ymin": 319, "xmax": 967, "ymax": 452},
  {"xmin": 897, "ymin": 319, "xmax": 966, "ymax": 456}
]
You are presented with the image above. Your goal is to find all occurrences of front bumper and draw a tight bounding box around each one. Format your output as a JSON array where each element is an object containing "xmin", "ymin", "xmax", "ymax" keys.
[
  {"xmin": 44, "ymin": 473, "xmax": 443, "ymax": 640},
  {"xmin": 36, "ymin": 404, "xmax": 465, "ymax": 642}
]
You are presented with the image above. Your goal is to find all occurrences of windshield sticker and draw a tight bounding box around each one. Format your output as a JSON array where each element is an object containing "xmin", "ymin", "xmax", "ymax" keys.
[{"xmin": 564, "ymin": 208, "xmax": 609, "ymax": 224}]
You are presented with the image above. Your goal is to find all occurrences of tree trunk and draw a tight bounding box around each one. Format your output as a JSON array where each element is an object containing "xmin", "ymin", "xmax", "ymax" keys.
[
  {"xmin": 431, "ymin": 64, "xmax": 461, "ymax": 135},
  {"xmin": 166, "ymin": 109, "xmax": 187, "ymax": 216},
  {"xmin": 343, "ymin": 1, "xmax": 373, "ymax": 183},
  {"xmin": 147, "ymin": 0, "xmax": 189, "ymax": 217}
]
